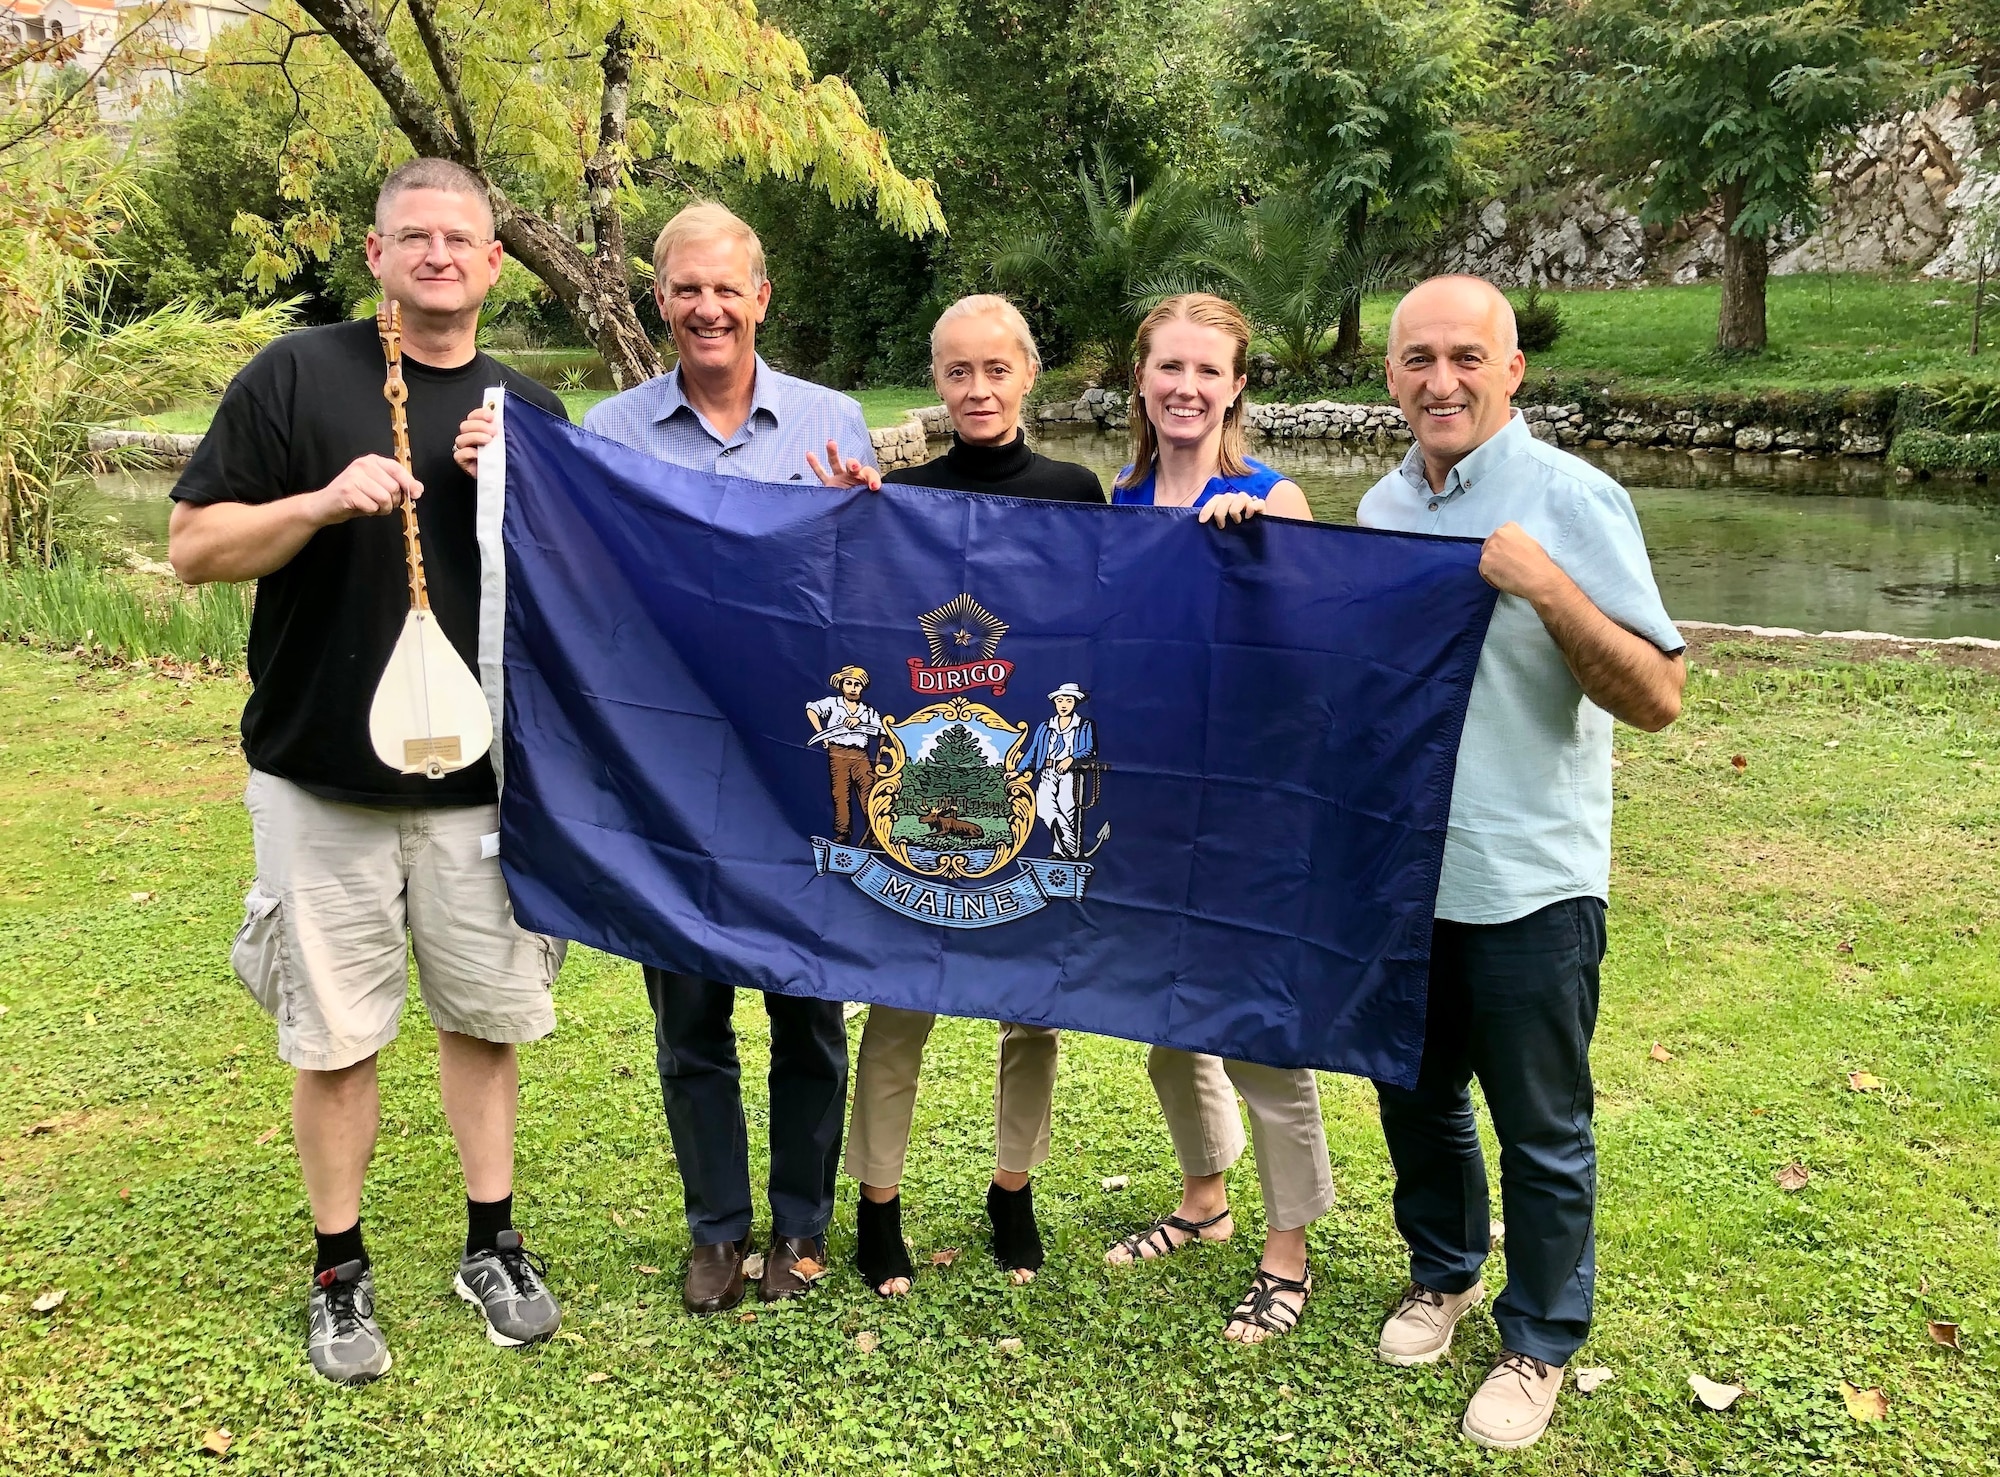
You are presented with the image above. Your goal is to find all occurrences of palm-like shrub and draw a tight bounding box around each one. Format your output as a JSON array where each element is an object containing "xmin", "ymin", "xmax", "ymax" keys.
[{"xmin": 992, "ymin": 147, "xmax": 1215, "ymax": 385}]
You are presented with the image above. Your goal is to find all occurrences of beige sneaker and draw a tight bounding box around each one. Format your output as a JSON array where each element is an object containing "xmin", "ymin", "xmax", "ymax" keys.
[
  {"xmin": 1462, "ymin": 1350, "xmax": 1564, "ymax": 1450},
  {"xmin": 1376, "ymin": 1280, "xmax": 1485, "ymax": 1366}
]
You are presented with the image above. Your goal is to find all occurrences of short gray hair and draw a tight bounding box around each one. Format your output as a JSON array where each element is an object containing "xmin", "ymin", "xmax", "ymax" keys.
[
  {"xmin": 375, "ymin": 158, "xmax": 493, "ymax": 234},
  {"xmin": 652, "ymin": 201, "xmax": 767, "ymax": 287},
  {"xmin": 931, "ymin": 294, "xmax": 1042, "ymax": 373}
]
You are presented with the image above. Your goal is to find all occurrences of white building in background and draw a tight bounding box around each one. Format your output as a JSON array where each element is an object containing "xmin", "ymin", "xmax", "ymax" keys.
[
  {"xmin": 2, "ymin": 0, "xmax": 267, "ymax": 115},
  {"xmin": 116, "ymin": 0, "xmax": 266, "ymax": 101},
  {"xmin": 3, "ymin": 0, "xmax": 121, "ymax": 78}
]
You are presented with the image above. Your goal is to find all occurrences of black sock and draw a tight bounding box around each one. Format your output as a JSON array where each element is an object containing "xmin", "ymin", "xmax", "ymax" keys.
[
  {"xmin": 467, "ymin": 1193, "xmax": 514, "ymax": 1256},
  {"xmin": 314, "ymin": 1221, "xmax": 366, "ymax": 1277},
  {"xmin": 855, "ymin": 1194, "xmax": 915, "ymax": 1290},
  {"xmin": 987, "ymin": 1180, "xmax": 1045, "ymax": 1273}
]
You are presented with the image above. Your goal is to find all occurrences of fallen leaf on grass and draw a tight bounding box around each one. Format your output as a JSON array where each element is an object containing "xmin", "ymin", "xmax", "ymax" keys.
[
  {"xmin": 737, "ymin": 1311, "xmax": 756, "ymax": 1324},
  {"xmin": 1848, "ymin": 1071, "xmax": 1883, "ymax": 1092},
  {"xmin": 1730, "ymin": 754, "xmax": 1748, "ymax": 771},
  {"xmin": 792, "ymin": 1256, "xmax": 826, "ymax": 1281},
  {"xmin": 1649, "ymin": 1042, "xmax": 1674, "ymax": 1063},
  {"xmin": 254, "ymin": 1124, "xmax": 282, "ymax": 1147},
  {"xmin": 25, "ymin": 1119, "xmax": 59, "ymax": 1136},
  {"xmin": 1574, "ymin": 1367, "xmax": 1614, "ymax": 1394},
  {"xmin": 199, "ymin": 1428, "xmax": 232, "ymax": 1457},
  {"xmin": 1689, "ymin": 1374, "xmax": 1744, "ymax": 1411},
  {"xmin": 1488, "ymin": 1219, "xmax": 1506, "ymax": 1245},
  {"xmin": 1927, "ymin": 1320, "xmax": 1962, "ymax": 1350},
  {"xmin": 636, "ymin": 1266, "xmax": 659, "ymax": 1276},
  {"xmin": 1840, "ymin": 1382, "xmax": 1888, "ymax": 1421},
  {"xmin": 855, "ymin": 1330, "xmax": 881, "ymax": 1354},
  {"xmin": 557, "ymin": 1331, "xmax": 585, "ymax": 1344},
  {"xmin": 1775, "ymin": 1162, "xmax": 1811, "ymax": 1192},
  {"xmin": 30, "ymin": 1289, "xmax": 66, "ymax": 1313},
  {"xmin": 130, "ymin": 891, "xmax": 155, "ymax": 903},
  {"xmin": 0, "ymin": 1004, "xmax": 9, "ymax": 1017},
  {"xmin": 995, "ymin": 1337, "xmax": 1023, "ymax": 1354},
  {"xmin": 929, "ymin": 1248, "xmax": 958, "ymax": 1267},
  {"xmin": 1100, "ymin": 1175, "xmax": 1130, "ymax": 1192},
  {"xmin": 741, "ymin": 1253, "xmax": 765, "ymax": 1280},
  {"xmin": 584, "ymin": 1372, "xmax": 610, "ymax": 1385},
  {"xmin": 117, "ymin": 1187, "xmax": 129, "ymax": 1200},
  {"xmin": 611, "ymin": 1210, "xmax": 626, "ymax": 1228},
  {"xmin": 1836, "ymin": 939, "xmax": 1855, "ymax": 954}
]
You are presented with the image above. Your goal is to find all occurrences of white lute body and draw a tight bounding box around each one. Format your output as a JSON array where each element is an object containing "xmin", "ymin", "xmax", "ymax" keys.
[{"xmin": 367, "ymin": 300, "xmax": 493, "ymax": 780}]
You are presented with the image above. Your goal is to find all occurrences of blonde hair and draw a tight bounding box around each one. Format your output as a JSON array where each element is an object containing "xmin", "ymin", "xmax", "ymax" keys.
[
  {"xmin": 652, "ymin": 201, "xmax": 767, "ymax": 286},
  {"xmin": 1119, "ymin": 293, "xmax": 1253, "ymax": 489},
  {"xmin": 930, "ymin": 294, "xmax": 1042, "ymax": 373}
]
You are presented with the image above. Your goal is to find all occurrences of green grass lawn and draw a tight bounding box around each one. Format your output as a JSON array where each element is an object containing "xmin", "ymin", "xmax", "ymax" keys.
[
  {"xmin": 1, "ymin": 637, "xmax": 1996, "ymax": 1474},
  {"xmin": 1331, "ymin": 275, "xmax": 1989, "ymax": 401}
]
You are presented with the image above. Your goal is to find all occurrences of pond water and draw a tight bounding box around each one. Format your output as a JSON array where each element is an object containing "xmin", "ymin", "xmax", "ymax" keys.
[{"xmin": 91, "ymin": 438, "xmax": 2000, "ymax": 639}]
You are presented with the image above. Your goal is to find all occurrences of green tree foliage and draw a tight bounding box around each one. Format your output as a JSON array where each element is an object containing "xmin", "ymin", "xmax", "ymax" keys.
[
  {"xmin": 214, "ymin": 0, "xmax": 943, "ymax": 386},
  {"xmin": 992, "ymin": 150, "xmax": 1213, "ymax": 386},
  {"xmin": 902, "ymin": 723, "xmax": 1006, "ymax": 814},
  {"xmin": 747, "ymin": 0, "xmax": 1225, "ymax": 383},
  {"xmin": 1553, "ymin": 0, "xmax": 1916, "ymax": 354},
  {"xmin": 1226, "ymin": 0, "xmax": 1498, "ymax": 357}
]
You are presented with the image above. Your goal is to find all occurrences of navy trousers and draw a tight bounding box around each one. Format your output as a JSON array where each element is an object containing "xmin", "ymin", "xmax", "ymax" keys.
[
  {"xmin": 1374, "ymin": 896, "xmax": 1606, "ymax": 1366},
  {"xmin": 643, "ymin": 967, "xmax": 848, "ymax": 1246}
]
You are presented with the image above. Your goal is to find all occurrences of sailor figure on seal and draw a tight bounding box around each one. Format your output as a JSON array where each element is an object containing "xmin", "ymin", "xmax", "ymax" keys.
[
  {"xmin": 806, "ymin": 665, "xmax": 884, "ymax": 845},
  {"xmin": 1015, "ymin": 683, "xmax": 1095, "ymax": 859}
]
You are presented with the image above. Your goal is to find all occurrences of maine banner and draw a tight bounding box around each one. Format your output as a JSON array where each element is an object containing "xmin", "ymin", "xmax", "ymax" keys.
[{"xmin": 483, "ymin": 396, "xmax": 1497, "ymax": 1086}]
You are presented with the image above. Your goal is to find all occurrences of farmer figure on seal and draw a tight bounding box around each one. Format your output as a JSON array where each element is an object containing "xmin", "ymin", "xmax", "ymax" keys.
[
  {"xmin": 1016, "ymin": 683, "xmax": 1095, "ymax": 859},
  {"xmin": 805, "ymin": 665, "xmax": 884, "ymax": 845}
]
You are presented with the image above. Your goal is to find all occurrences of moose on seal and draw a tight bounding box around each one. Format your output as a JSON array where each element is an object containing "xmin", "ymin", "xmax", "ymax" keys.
[{"xmin": 917, "ymin": 802, "xmax": 985, "ymax": 842}]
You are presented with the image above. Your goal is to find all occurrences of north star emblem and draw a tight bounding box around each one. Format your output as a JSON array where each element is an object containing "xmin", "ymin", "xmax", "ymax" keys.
[{"xmin": 806, "ymin": 596, "xmax": 1108, "ymax": 929}]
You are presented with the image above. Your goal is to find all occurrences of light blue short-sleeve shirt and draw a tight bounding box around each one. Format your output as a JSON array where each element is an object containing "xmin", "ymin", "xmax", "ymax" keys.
[
  {"xmin": 581, "ymin": 354, "xmax": 875, "ymax": 482},
  {"xmin": 1357, "ymin": 412, "xmax": 1683, "ymax": 925}
]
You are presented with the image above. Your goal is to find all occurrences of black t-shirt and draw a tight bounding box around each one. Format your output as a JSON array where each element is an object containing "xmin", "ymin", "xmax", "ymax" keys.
[
  {"xmin": 884, "ymin": 431, "xmax": 1105, "ymax": 503},
  {"xmin": 173, "ymin": 319, "xmax": 566, "ymax": 806}
]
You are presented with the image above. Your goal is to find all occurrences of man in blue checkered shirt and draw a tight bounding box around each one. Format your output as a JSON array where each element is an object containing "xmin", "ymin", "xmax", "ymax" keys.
[
  {"xmin": 587, "ymin": 202, "xmax": 872, "ymax": 1317},
  {"xmin": 581, "ymin": 203, "xmax": 876, "ymax": 485}
]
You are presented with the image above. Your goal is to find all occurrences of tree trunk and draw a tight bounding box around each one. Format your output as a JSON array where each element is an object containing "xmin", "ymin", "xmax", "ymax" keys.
[
  {"xmin": 1333, "ymin": 198, "xmax": 1367, "ymax": 361},
  {"xmin": 293, "ymin": 0, "xmax": 663, "ymax": 388},
  {"xmin": 1973, "ymin": 254, "xmax": 1986, "ymax": 356},
  {"xmin": 1716, "ymin": 179, "xmax": 1768, "ymax": 355}
]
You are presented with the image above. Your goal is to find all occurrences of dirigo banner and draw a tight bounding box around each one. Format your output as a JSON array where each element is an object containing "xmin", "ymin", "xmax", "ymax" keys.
[{"xmin": 482, "ymin": 397, "xmax": 1497, "ymax": 1085}]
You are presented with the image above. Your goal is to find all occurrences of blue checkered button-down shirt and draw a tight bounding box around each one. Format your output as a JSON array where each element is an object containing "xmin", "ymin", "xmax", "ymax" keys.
[{"xmin": 581, "ymin": 355, "xmax": 875, "ymax": 482}]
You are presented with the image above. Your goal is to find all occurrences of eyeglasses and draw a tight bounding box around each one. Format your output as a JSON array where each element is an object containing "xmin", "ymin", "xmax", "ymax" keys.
[{"xmin": 384, "ymin": 229, "xmax": 491, "ymax": 257}]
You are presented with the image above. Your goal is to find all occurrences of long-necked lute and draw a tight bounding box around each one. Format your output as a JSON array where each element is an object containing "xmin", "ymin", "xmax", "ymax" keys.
[{"xmin": 366, "ymin": 299, "xmax": 493, "ymax": 779}]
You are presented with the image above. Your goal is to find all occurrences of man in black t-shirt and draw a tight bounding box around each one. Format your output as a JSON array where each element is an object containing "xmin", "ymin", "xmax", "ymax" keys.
[{"xmin": 170, "ymin": 159, "xmax": 569, "ymax": 1385}]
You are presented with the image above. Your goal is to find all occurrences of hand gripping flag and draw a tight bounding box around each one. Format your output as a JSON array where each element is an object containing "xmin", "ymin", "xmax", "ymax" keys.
[{"xmin": 477, "ymin": 395, "xmax": 1497, "ymax": 1085}]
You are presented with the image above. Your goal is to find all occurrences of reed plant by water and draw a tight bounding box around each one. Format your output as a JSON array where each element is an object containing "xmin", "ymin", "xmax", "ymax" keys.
[{"xmin": 0, "ymin": 560, "xmax": 250, "ymax": 667}]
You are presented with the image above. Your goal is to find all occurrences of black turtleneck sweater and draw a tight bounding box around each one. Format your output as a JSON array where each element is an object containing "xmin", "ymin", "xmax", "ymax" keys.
[{"xmin": 883, "ymin": 430, "xmax": 1105, "ymax": 504}]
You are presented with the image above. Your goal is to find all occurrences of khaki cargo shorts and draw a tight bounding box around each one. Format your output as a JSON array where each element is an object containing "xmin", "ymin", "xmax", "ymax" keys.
[{"xmin": 231, "ymin": 770, "xmax": 564, "ymax": 1071}]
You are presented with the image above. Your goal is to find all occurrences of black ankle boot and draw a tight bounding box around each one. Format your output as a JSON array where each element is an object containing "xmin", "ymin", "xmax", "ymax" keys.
[
  {"xmin": 987, "ymin": 1180, "xmax": 1045, "ymax": 1273},
  {"xmin": 855, "ymin": 1194, "xmax": 915, "ymax": 1293}
]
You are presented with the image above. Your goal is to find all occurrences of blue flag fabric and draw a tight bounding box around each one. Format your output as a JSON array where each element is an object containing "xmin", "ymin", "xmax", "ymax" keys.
[{"xmin": 491, "ymin": 398, "xmax": 1497, "ymax": 1086}]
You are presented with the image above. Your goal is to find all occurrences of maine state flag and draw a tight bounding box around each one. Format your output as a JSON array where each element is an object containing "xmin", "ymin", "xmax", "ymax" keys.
[{"xmin": 477, "ymin": 396, "xmax": 1497, "ymax": 1086}]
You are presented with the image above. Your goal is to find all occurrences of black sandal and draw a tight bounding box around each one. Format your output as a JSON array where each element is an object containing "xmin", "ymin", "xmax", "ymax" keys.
[
  {"xmin": 1224, "ymin": 1264, "xmax": 1312, "ymax": 1340},
  {"xmin": 987, "ymin": 1180, "xmax": 1045, "ymax": 1274},
  {"xmin": 855, "ymin": 1194, "xmax": 915, "ymax": 1295},
  {"xmin": 1108, "ymin": 1206, "xmax": 1231, "ymax": 1263}
]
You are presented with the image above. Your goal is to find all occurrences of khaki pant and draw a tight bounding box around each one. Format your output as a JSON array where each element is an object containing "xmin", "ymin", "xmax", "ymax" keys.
[
  {"xmin": 845, "ymin": 1006, "xmax": 1058, "ymax": 1185},
  {"xmin": 1146, "ymin": 1047, "xmax": 1334, "ymax": 1232},
  {"xmin": 827, "ymin": 744, "xmax": 873, "ymax": 843}
]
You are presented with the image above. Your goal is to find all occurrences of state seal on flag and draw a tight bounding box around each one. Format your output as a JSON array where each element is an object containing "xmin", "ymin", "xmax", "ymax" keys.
[{"xmin": 807, "ymin": 595, "xmax": 1108, "ymax": 929}]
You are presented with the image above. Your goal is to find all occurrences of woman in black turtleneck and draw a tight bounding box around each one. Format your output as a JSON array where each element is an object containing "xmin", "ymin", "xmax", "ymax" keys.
[{"xmin": 809, "ymin": 294, "xmax": 1098, "ymax": 1300}]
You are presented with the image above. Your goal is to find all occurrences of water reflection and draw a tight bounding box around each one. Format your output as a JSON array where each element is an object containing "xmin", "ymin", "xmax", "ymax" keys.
[
  {"xmin": 87, "ymin": 437, "xmax": 2000, "ymax": 639},
  {"xmin": 1039, "ymin": 431, "xmax": 2000, "ymax": 640}
]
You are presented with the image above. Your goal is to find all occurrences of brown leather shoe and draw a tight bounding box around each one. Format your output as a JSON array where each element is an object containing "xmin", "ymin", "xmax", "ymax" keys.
[
  {"xmin": 759, "ymin": 1234, "xmax": 827, "ymax": 1302},
  {"xmin": 682, "ymin": 1237, "xmax": 749, "ymax": 1315}
]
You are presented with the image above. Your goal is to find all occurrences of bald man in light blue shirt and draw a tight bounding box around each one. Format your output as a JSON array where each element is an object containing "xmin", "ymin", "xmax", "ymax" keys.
[{"xmin": 1357, "ymin": 275, "xmax": 1685, "ymax": 1451}]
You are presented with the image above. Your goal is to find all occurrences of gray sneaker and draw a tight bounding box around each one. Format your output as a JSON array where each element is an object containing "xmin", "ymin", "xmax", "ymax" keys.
[
  {"xmin": 307, "ymin": 1259, "xmax": 392, "ymax": 1385},
  {"xmin": 454, "ymin": 1229, "xmax": 561, "ymax": 1347}
]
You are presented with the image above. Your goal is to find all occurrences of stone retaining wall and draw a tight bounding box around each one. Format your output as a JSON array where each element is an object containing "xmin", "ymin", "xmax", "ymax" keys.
[
  {"xmin": 1031, "ymin": 391, "xmax": 1890, "ymax": 459},
  {"xmin": 87, "ymin": 428, "xmax": 205, "ymax": 468}
]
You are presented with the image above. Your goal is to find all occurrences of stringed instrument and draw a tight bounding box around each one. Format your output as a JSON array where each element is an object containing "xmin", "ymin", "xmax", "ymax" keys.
[{"xmin": 366, "ymin": 299, "xmax": 493, "ymax": 779}]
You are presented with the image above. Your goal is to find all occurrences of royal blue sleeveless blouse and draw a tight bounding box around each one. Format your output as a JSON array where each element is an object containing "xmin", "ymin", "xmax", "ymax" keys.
[{"xmin": 1110, "ymin": 457, "xmax": 1287, "ymax": 509}]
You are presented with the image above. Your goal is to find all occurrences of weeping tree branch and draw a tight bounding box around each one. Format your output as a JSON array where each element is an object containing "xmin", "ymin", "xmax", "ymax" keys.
[{"xmin": 288, "ymin": 0, "xmax": 664, "ymax": 385}]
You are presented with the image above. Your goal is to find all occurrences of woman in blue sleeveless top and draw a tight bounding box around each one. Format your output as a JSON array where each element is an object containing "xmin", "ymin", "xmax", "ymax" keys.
[
  {"xmin": 1101, "ymin": 294, "xmax": 1331, "ymax": 1348},
  {"xmin": 1111, "ymin": 292, "xmax": 1311, "ymax": 523}
]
